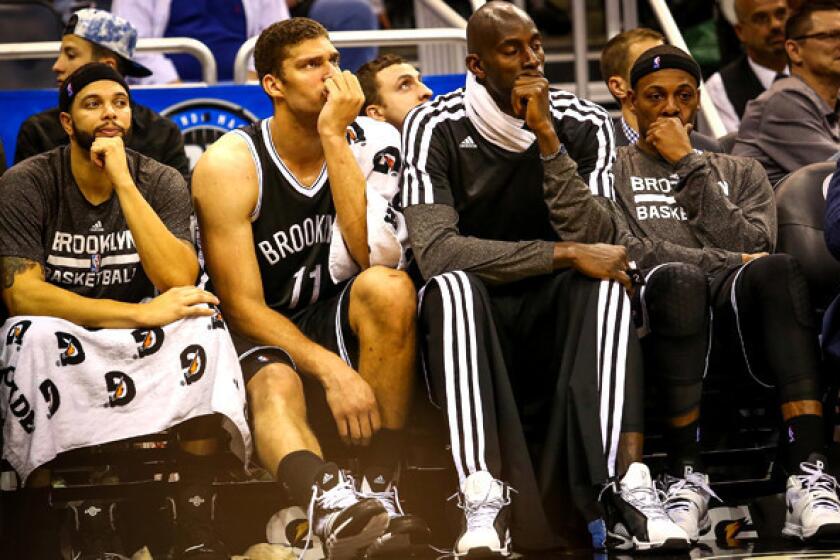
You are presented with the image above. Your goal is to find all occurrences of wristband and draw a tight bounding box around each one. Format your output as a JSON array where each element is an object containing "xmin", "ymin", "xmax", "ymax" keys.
[{"xmin": 540, "ymin": 143, "xmax": 567, "ymax": 162}]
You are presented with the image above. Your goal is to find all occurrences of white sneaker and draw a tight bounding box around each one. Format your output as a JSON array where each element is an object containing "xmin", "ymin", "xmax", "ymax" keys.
[
  {"xmin": 452, "ymin": 471, "xmax": 513, "ymax": 558},
  {"xmin": 783, "ymin": 458, "xmax": 840, "ymax": 542},
  {"xmin": 606, "ymin": 463, "xmax": 690, "ymax": 551},
  {"xmin": 661, "ymin": 468, "xmax": 719, "ymax": 542}
]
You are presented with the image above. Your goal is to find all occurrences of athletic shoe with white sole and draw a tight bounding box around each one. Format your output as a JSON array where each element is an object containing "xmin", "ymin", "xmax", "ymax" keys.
[
  {"xmin": 67, "ymin": 500, "xmax": 130, "ymax": 560},
  {"xmin": 304, "ymin": 465, "xmax": 389, "ymax": 560},
  {"xmin": 604, "ymin": 462, "xmax": 690, "ymax": 552},
  {"xmin": 452, "ymin": 470, "xmax": 513, "ymax": 559},
  {"xmin": 660, "ymin": 467, "xmax": 720, "ymax": 542},
  {"xmin": 357, "ymin": 471, "xmax": 432, "ymax": 558},
  {"xmin": 783, "ymin": 456, "xmax": 840, "ymax": 542}
]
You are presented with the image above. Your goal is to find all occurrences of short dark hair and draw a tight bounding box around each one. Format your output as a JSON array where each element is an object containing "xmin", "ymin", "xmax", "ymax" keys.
[
  {"xmin": 786, "ymin": 1, "xmax": 840, "ymax": 40},
  {"xmin": 357, "ymin": 54, "xmax": 406, "ymax": 109},
  {"xmin": 254, "ymin": 17, "xmax": 329, "ymax": 81},
  {"xmin": 89, "ymin": 42, "xmax": 127, "ymax": 76},
  {"xmin": 600, "ymin": 28, "xmax": 664, "ymax": 86}
]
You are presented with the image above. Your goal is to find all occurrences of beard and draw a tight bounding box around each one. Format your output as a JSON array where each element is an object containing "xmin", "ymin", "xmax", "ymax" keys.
[{"xmin": 71, "ymin": 121, "xmax": 129, "ymax": 151}]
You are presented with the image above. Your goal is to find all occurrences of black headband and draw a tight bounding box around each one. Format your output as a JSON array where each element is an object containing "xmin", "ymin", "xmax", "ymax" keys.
[
  {"xmin": 630, "ymin": 44, "xmax": 702, "ymax": 89},
  {"xmin": 59, "ymin": 62, "xmax": 130, "ymax": 113}
]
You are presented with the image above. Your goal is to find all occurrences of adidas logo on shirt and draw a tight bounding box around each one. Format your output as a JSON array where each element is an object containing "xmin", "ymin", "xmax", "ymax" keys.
[
  {"xmin": 373, "ymin": 475, "xmax": 387, "ymax": 485},
  {"xmin": 89, "ymin": 220, "xmax": 104, "ymax": 232},
  {"xmin": 322, "ymin": 472, "xmax": 334, "ymax": 485},
  {"xmin": 459, "ymin": 136, "xmax": 477, "ymax": 149}
]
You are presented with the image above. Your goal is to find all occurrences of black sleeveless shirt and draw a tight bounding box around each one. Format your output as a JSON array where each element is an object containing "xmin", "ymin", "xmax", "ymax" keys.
[{"xmin": 231, "ymin": 118, "xmax": 342, "ymax": 316}]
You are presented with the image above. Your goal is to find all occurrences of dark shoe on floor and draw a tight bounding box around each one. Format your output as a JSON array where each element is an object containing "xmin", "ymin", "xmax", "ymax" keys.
[
  {"xmin": 68, "ymin": 500, "xmax": 130, "ymax": 560},
  {"xmin": 171, "ymin": 484, "xmax": 230, "ymax": 559}
]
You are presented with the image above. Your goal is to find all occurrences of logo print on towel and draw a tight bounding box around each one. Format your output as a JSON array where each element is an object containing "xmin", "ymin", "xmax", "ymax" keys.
[
  {"xmin": 6, "ymin": 320, "xmax": 31, "ymax": 347},
  {"xmin": 39, "ymin": 379, "xmax": 61, "ymax": 418},
  {"xmin": 105, "ymin": 371, "xmax": 136, "ymax": 407},
  {"xmin": 56, "ymin": 332, "xmax": 85, "ymax": 366},
  {"xmin": 372, "ymin": 146, "xmax": 402, "ymax": 176},
  {"xmin": 131, "ymin": 328, "xmax": 165, "ymax": 358},
  {"xmin": 209, "ymin": 306, "xmax": 226, "ymax": 330},
  {"xmin": 180, "ymin": 345, "xmax": 207, "ymax": 385}
]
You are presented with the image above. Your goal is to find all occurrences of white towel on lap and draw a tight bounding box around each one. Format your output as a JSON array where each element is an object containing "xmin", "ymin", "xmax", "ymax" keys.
[{"xmin": 0, "ymin": 311, "xmax": 251, "ymax": 483}]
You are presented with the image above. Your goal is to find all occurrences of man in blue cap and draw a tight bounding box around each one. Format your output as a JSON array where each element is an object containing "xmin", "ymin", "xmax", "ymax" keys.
[{"xmin": 14, "ymin": 9, "xmax": 189, "ymax": 179}]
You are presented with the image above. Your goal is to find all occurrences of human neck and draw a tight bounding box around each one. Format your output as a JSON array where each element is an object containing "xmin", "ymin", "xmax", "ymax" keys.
[
  {"xmin": 620, "ymin": 103, "xmax": 638, "ymax": 131},
  {"xmin": 793, "ymin": 66, "xmax": 840, "ymax": 108},
  {"xmin": 69, "ymin": 142, "xmax": 113, "ymax": 205},
  {"xmin": 747, "ymin": 48, "xmax": 787, "ymax": 73},
  {"xmin": 270, "ymin": 104, "xmax": 325, "ymax": 167}
]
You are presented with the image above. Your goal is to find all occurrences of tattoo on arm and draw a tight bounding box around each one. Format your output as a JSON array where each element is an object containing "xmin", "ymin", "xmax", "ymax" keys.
[{"xmin": 1, "ymin": 257, "xmax": 42, "ymax": 289}]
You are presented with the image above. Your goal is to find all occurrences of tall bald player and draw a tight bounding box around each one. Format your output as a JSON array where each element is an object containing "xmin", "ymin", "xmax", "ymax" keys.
[{"xmin": 401, "ymin": 2, "xmax": 686, "ymax": 556}]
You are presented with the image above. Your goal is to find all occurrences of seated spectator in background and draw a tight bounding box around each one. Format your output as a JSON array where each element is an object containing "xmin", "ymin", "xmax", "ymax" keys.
[
  {"xmin": 192, "ymin": 18, "xmax": 430, "ymax": 559},
  {"xmin": 401, "ymin": 2, "xmax": 687, "ymax": 554},
  {"xmin": 705, "ymin": 0, "xmax": 790, "ymax": 133},
  {"xmin": 112, "ymin": 0, "xmax": 289, "ymax": 84},
  {"xmin": 358, "ymin": 53, "xmax": 432, "ymax": 130},
  {"xmin": 600, "ymin": 28, "xmax": 722, "ymax": 152},
  {"xmin": 288, "ymin": 0, "xmax": 379, "ymax": 71},
  {"xmin": 613, "ymin": 44, "xmax": 840, "ymax": 543},
  {"xmin": 0, "ymin": 64, "xmax": 250, "ymax": 558},
  {"xmin": 14, "ymin": 9, "xmax": 189, "ymax": 179},
  {"xmin": 733, "ymin": 1, "xmax": 840, "ymax": 184}
]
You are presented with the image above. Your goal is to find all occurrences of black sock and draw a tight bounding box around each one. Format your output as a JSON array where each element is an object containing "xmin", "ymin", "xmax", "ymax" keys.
[
  {"xmin": 362, "ymin": 429, "xmax": 402, "ymax": 483},
  {"xmin": 278, "ymin": 450, "xmax": 328, "ymax": 506},
  {"xmin": 783, "ymin": 414, "xmax": 825, "ymax": 473},
  {"xmin": 666, "ymin": 421, "xmax": 702, "ymax": 477}
]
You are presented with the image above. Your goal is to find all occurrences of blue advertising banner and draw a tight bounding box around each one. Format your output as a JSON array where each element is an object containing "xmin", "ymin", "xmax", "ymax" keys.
[{"xmin": 0, "ymin": 74, "xmax": 466, "ymax": 169}]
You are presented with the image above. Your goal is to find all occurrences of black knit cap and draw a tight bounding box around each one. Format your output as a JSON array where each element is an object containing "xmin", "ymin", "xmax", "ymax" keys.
[
  {"xmin": 630, "ymin": 44, "xmax": 702, "ymax": 89},
  {"xmin": 59, "ymin": 62, "xmax": 130, "ymax": 113}
]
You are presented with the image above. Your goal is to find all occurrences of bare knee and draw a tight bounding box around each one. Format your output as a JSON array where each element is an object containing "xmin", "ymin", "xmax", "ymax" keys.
[
  {"xmin": 246, "ymin": 362, "xmax": 304, "ymax": 413},
  {"xmin": 351, "ymin": 266, "xmax": 417, "ymax": 330}
]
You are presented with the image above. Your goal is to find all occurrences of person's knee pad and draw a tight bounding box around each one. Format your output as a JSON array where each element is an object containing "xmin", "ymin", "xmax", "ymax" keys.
[
  {"xmin": 643, "ymin": 263, "xmax": 709, "ymax": 337},
  {"xmin": 743, "ymin": 254, "xmax": 815, "ymax": 329}
]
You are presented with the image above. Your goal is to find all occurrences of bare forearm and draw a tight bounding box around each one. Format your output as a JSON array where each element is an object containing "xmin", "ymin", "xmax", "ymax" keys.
[
  {"xmin": 226, "ymin": 298, "xmax": 344, "ymax": 383},
  {"xmin": 322, "ymin": 135, "xmax": 369, "ymax": 269},
  {"xmin": 114, "ymin": 178, "xmax": 198, "ymax": 289},
  {"xmin": 6, "ymin": 281, "xmax": 148, "ymax": 328}
]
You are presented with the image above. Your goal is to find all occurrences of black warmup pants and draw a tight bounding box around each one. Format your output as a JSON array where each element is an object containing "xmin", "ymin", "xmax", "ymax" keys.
[{"xmin": 419, "ymin": 270, "xmax": 644, "ymax": 549}]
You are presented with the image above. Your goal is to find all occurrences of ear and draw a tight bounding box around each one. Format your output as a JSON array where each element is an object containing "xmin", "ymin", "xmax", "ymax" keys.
[
  {"xmin": 365, "ymin": 104, "xmax": 386, "ymax": 122},
  {"xmin": 99, "ymin": 54, "xmax": 119, "ymax": 71},
  {"xmin": 262, "ymin": 73, "xmax": 285, "ymax": 102},
  {"xmin": 785, "ymin": 39, "xmax": 803, "ymax": 66},
  {"xmin": 466, "ymin": 54, "xmax": 485, "ymax": 80},
  {"xmin": 607, "ymin": 76, "xmax": 629, "ymax": 101},
  {"xmin": 59, "ymin": 111, "xmax": 73, "ymax": 137},
  {"xmin": 734, "ymin": 22, "xmax": 746, "ymax": 44}
]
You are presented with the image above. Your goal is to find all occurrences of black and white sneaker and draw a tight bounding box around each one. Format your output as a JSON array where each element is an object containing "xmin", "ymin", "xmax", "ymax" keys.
[
  {"xmin": 660, "ymin": 467, "xmax": 719, "ymax": 542},
  {"xmin": 68, "ymin": 500, "xmax": 130, "ymax": 560},
  {"xmin": 603, "ymin": 462, "xmax": 690, "ymax": 552},
  {"xmin": 357, "ymin": 470, "xmax": 432, "ymax": 558},
  {"xmin": 783, "ymin": 456, "xmax": 840, "ymax": 542},
  {"xmin": 452, "ymin": 470, "xmax": 512, "ymax": 558},
  {"xmin": 170, "ymin": 484, "xmax": 229, "ymax": 559},
  {"xmin": 305, "ymin": 464, "xmax": 389, "ymax": 560}
]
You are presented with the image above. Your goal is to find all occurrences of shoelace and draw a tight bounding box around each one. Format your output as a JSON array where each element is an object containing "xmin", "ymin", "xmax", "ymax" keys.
[
  {"xmin": 797, "ymin": 461, "xmax": 840, "ymax": 512},
  {"xmin": 363, "ymin": 485, "xmax": 405, "ymax": 517},
  {"xmin": 664, "ymin": 472, "xmax": 721, "ymax": 513},
  {"xmin": 448, "ymin": 481, "xmax": 514, "ymax": 533},
  {"xmin": 300, "ymin": 476, "xmax": 359, "ymax": 560},
  {"xmin": 620, "ymin": 480, "xmax": 671, "ymax": 522}
]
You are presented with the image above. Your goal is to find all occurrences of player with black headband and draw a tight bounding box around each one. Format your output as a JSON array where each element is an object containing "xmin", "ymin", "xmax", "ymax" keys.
[
  {"xmin": 611, "ymin": 43, "xmax": 840, "ymax": 543},
  {"xmin": 401, "ymin": 2, "xmax": 690, "ymax": 556}
]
